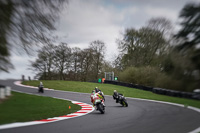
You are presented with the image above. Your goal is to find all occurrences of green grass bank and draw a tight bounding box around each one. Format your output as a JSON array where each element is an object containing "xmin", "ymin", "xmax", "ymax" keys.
[
  {"xmin": 0, "ymin": 91, "xmax": 81, "ymax": 125},
  {"xmin": 23, "ymin": 80, "xmax": 200, "ymax": 109}
]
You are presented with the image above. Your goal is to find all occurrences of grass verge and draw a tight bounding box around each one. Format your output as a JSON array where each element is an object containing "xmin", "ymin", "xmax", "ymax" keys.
[
  {"xmin": 0, "ymin": 91, "xmax": 81, "ymax": 125},
  {"xmin": 23, "ymin": 80, "xmax": 200, "ymax": 109}
]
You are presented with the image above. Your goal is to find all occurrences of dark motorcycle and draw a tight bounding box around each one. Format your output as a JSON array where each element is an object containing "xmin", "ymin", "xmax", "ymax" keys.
[
  {"xmin": 38, "ymin": 86, "xmax": 44, "ymax": 93},
  {"xmin": 113, "ymin": 94, "xmax": 128, "ymax": 107}
]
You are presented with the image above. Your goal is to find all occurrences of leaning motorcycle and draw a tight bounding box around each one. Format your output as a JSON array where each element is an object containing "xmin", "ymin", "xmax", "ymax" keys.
[
  {"xmin": 93, "ymin": 93, "xmax": 105, "ymax": 114},
  {"xmin": 117, "ymin": 95, "xmax": 128, "ymax": 107}
]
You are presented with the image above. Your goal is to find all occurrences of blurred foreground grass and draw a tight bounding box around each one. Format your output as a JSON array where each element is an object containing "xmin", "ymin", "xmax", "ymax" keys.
[
  {"xmin": 23, "ymin": 80, "xmax": 200, "ymax": 109},
  {"xmin": 0, "ymin": 91, "xmax": 81, "ymax": 125}
]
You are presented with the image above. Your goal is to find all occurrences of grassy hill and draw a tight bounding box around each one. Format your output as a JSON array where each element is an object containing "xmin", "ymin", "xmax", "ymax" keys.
[{"xmin": 23, "ymin": 80, "xmax": 200, "ymax": 109}]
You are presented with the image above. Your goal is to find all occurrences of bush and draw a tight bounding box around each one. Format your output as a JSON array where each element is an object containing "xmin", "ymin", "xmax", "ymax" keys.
[
  {"xmin": 154, "ymin": 74, "xmax": 183, "ymax": 91},
  {"xmin": 119, "ymin": 66, "xmax": 196, "ymax": 92},
  {"xmin": 119, "ymin": 66, "xmax": 159, "ymax": 87}
]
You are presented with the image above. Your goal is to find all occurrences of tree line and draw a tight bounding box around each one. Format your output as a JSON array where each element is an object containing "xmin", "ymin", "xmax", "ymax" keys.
[
  {"xmin": 1, "ymin": 1, "xmax": 200, "ymax": 92},
  {"xmin": 113, "ymin": 2, "xmax": 200, "ymax": 92},
  {"xmin": 19, "ymin": 1, "xmax": 200, "ymax": 91},
  {"xmin": 30, "ymin": 40, "xmax": 107, "ymax": 81}
]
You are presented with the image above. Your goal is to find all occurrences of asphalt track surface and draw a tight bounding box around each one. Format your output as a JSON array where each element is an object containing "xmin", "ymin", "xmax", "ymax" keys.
[{"xmin": 0, "ymin": 80, "xmax": 200, "ymax": 133}]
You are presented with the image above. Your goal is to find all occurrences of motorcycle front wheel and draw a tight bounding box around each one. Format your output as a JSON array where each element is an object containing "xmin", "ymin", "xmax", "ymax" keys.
[
  {"xmin": 97, "ymin": 103, "xmax": 105, "ymax": 114},
  {"xmin": 122, "ymin": 100, "xmax": 128, "ymax": 107}
]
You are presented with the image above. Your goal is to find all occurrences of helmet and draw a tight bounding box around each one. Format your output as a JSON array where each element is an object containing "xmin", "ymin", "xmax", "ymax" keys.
[
  {"xmin": 114, "ymin": 90, "xmax": 117, "ymax": 92},
  {"xmin": 95, "ymin": 87, "xmax": 100, "ymax": 93}
]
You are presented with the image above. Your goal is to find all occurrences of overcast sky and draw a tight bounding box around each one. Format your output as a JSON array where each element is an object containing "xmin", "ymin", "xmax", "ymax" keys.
[{"xmin": 1, "ymin": 0, "xmax": 200, "ymax": 80}]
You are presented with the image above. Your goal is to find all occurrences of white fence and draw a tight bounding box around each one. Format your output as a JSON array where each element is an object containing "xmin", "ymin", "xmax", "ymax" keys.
[{"xmin": 0, "ymin": 86, "xmax": 11, "ymax": 99}]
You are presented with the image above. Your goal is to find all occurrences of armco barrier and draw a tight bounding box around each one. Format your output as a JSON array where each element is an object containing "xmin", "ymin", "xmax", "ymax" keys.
[
  {"xmin": 104, "ymin": 80, "xmax": 153, "ymax": 92},
  {"xmin": 104, "ymin": 80, "xmax": 199, "ymax": 100}
]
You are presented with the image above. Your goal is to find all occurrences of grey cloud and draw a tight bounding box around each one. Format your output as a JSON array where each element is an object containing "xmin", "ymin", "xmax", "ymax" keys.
[{"xmin": 2, "ymin": 0, "xmax": 199, "ymax": 79}]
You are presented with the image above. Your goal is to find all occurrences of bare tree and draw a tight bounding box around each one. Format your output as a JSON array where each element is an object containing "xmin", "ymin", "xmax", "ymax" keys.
[
  {"xmin": 71, "ymin": 47, "xmax": 81, "ymax": 80},
  {"xmin": 146, "ymin": 17, "xmax": 173, "ymax": 35},
  {"xmin": 146, "ymin": 17, "xmax": 174, "ymax": 55},
  {"xmin": 89, "ymin": 40, "xmax": 106, "ymax": 80},
  {"xmin": 79, "ymin": 48, "xmax": 94, "ymax": 81},
  {"xmin": 118, "ymin": 27, "xmax": 167, "ymax": 68},
  {"xmin": 54, "ymin": 43, "xmax": 71, "ymax": 80},
  {"xmin": 30, "ymin": 44, "xmax": 56, "ymax": 80}
]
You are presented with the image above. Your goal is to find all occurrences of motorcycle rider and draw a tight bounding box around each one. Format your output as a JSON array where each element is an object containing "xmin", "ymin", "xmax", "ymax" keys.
[
  {"xmin": 91, "ymin": 87, "xmax": 105, "ymax": 107},
  {"xmin": 113, "ymin": 90, "xmax": 123, "ymax": 103},
  {"xmin": 38, "ymin": 81, "xmax": 44, "ymax": 93},
  {"xmin": 95, "ymin": 87, "xmax": 105, "ymax": 101},
  {"xmin": 40, "ymin": 81, "xmax": 43, "ymax": 87}
]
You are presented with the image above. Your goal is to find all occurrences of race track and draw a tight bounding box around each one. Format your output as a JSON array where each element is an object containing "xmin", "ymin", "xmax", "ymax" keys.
[{"xmin": 0, "ymin": 80, "xmax": 200, "ymax": 133}]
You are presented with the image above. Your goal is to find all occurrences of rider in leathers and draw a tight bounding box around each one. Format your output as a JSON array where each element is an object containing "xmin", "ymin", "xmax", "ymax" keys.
[
  {"xmin": 113, "ymin": 90, "xmax": 123, "ymax": 103},
  {"xmin": 91, "ymin": 87, "xmax": 105, "ymax": 107}
]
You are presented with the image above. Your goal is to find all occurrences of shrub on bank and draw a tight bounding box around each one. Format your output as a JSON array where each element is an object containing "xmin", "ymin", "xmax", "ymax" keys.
[{"xmin": 119, "ymin": 66, "xmax": 196, "ymax": 92}]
